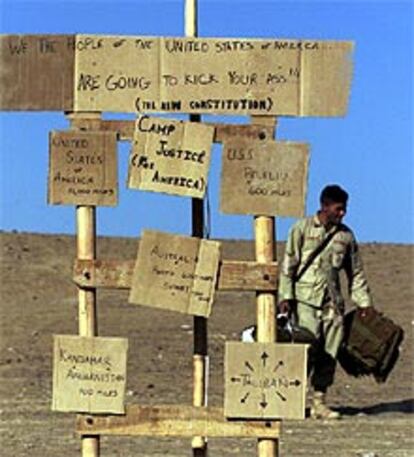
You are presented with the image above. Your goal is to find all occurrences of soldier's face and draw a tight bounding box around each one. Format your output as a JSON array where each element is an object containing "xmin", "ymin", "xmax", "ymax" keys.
[{"xmin": 323, "ymin": 201, "xmax": 347, "ymax": 225}]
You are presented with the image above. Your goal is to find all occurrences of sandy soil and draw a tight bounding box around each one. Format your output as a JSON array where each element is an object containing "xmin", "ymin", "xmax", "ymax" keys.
[{"xmin": 0, "ymin": 232, "xmax": 413, "ymax": 457}]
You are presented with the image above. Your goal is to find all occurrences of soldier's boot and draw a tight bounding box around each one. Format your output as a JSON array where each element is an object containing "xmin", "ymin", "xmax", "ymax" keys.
[{"xmin": 310, "ymin": 391, "xmax": 341, "ymax": 419}]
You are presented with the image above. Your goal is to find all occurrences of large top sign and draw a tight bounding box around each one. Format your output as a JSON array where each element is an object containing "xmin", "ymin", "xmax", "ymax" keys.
[{"xmin": 0, "ymin": 34, "xmax": 354, "ymax": 116}]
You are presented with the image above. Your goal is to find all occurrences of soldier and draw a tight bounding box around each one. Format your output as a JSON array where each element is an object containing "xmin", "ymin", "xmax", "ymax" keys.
[{"xmin": 279, "ymin": 184, "xmax": 374, "ymax": 419}]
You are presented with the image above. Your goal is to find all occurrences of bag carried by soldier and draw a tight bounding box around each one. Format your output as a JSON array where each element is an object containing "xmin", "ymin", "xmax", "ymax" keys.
[
  {"xmin": 241, "ymin": 314, "xmax": 317, "ymax": 345},
  {"xmin": 338, "ymin": 307, "xmax": 404, "ymax": 383}
]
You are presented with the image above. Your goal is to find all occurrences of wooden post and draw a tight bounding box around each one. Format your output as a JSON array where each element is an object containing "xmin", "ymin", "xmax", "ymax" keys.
[
  {"xmin": 186, "ymin": 0, "xmax": 208, "ymax": 455},
  {"xmin": 255, "ymin": 216, "xmax": 276, "ymax": 343},
  {"xmin": 69, "ymin": 112, "xmax": 100, "ymax": 457},
  {"xmin": 253, "ymin": 117, "xmax": 278, "ymax": 457}
]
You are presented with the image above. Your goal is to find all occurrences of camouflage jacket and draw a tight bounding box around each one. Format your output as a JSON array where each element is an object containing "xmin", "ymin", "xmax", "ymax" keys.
[{"xmin": 279, "ymin": 215, "xmax": 372, "ymax": 309}]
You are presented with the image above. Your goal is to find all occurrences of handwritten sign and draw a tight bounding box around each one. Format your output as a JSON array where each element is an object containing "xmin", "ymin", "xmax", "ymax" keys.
[
  {"xmin": 52, "ymin": 335, "xmax": 128, "ymax": 414},
  {"xmin": 225, "ymin": 342, "xmax": 307, "ymax": 420},
  {"xmin": 220, "ymin": 139, "xmax": 309, "ymax": 217},
  {"xmin": 1, "ymin": 34, "xmax": 354, "ymax": 116},
  {"xmin": 0, "ymin": 35, "xmax": 74, "ymax": 110},
  {"xmin": 129, "ymin": 230, "xmax": 221, "ymax": 317},
  {"xmin": 128, "ymin": 115, "xmax": 214, "ymax": 198},
  {"xmin": 48, "ymin": 130, "xmax": 118, "ymax": 206}
]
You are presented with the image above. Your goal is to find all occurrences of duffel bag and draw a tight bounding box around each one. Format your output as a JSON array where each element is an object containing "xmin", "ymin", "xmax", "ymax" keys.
[{"xmin": 338, "ymin": 307, "xmax": 404, "ymax": 383}]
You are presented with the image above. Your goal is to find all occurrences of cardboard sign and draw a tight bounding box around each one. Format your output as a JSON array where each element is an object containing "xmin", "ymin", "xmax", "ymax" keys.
[
  {"xmin": 0, "ymin": 35, "xmax": 75, "ymax": 110},
  {"xmin": 52, "ymin": 335, "xmax": 128, "ymax": 414},
  {"xmin": 129, "ymin": 230, "xmax": 221, "ymax": 317},
  {"xmin": 128, "ymin": 116, "xmax": 214, "ymax": 198},
  {"xmin": 75, "ymin": 36, "xmax": 353, "ymax": 116},
  {"xmin": 225, "ymin": 342, "xmax": 307, "ymax": 420},
  {"xmin": 220, "ymin": 139, "xmax": 309, "ymax": 217},
  {"xmin": 48, "ymin": 130, "xmax": 118, "ymax": 206},
  {"xmin": 1, "ymin": 34, "xmax": 354, "ymax": 116}
]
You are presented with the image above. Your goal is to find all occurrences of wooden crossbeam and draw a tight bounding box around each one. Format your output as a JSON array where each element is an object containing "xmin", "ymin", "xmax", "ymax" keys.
[
  {"xmin": 76, "ymin": 405, "xmax": 281, "ymax": 438},
  {"xmin": 217, "ymin": 260, "xmax": 277, "ymax": 290},
  {"xmin": 67, "ymin": 117, "xmax": 276, "ymax": 143},
  {"xmin": 73, "ymin": 259, "xmax": 277, "ymax": 291}
]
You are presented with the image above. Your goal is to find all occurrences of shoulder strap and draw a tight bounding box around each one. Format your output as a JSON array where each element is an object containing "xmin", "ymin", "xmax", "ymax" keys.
[{"xmin": 294, "ymin": 226, "xmax": 341, "ymax": 281}]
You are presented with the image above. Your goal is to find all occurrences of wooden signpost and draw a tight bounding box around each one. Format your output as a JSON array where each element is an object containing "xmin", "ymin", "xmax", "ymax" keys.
[{"xmin": 0, "ymin": 2, "xmax": 356, "ymax": 457}]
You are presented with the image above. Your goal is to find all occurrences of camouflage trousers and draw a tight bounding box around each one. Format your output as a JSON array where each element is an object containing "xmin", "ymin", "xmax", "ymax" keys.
[{"xmin": 297, "ymin": 301, "xmax": 344, "ymax": 392}]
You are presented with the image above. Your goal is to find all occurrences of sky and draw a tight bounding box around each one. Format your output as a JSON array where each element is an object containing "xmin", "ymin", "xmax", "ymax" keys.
[{"xmin": 0, "ymin": 0, "xmax": 413, "ymax": 243}]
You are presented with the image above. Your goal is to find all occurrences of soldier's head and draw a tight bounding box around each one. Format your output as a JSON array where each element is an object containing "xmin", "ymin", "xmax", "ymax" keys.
[{"xmin": 319, "ymin": 185, "xmax": 348, "ymax": 226}]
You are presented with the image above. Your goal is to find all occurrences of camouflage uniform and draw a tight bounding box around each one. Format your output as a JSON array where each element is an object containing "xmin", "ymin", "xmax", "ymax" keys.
[{"xmin": 279, "ymin": 214, "xmax": 372, "ymax": 391}]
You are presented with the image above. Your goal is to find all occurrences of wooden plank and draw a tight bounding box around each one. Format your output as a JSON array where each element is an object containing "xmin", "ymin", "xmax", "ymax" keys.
[
  {"xmin": 68, "ymin": 118, "xmax": 275, "ymax": 143},
  {"xmin": 219, "ymin": 260, "xmax": 277, "ymax": 290},
  {"xmin": 66, "ymin": 118, "xmax": 133, "ymax": 140},
  {"xmin": 74, "ymin": 259, "xmax": 134, "ymax": 289},
  {"xmin": 76, "ymin": 405, "xmax": 281, "ymax": 438},
  {"xmin": 215, "ymin": 123, "xmax": 276, "ymax": 143},
  {"xmin": 73, "ymin": 259, "xmax": 277, "ymax": 291}
]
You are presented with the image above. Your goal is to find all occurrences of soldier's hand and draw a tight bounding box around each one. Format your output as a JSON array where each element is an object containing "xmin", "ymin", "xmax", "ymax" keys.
[{"xmin": 358, "ymin": 306, "xmax": 375, "ymax": 319}]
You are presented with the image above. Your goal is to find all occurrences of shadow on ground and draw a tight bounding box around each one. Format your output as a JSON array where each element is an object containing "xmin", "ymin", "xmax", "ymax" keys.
[{"xmin": 337, "ymin": 398, "xmax": 414, "ymax": 416}]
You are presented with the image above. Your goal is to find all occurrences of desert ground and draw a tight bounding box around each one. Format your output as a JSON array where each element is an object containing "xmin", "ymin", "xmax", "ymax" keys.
[{"xmin": 0, "ymin": 232, "xmax": 413, "ymax": 456}]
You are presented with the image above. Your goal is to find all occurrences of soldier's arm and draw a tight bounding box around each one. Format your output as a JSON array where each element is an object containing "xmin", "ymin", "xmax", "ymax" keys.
[
  {"xmin": 278, "ymin": 222, "xmax": 303, "ymax": 302},
  {"xmin": 344, "ymin": 234, "xmax": 373, "ymax": 309}
]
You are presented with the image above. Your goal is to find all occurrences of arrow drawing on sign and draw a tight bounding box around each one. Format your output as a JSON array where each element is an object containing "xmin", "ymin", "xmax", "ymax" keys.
[
  {"xmin": 275, "ymin": 391, "xmax": 287, "ymax": 402},
  {"xmin": 230, "ymin": 376, "xmax": 241, "ymax": 383},
  {"xmin": 245, "ymin": 361, "xmax": 255, "ymax": 372},
  {"xmin": 273, "ymin": 360, "xmax": 284, "ymax": 373},
  {"xmin": 261, "ymin": 351, "xmax": 269, "ymax": 368},
  {"xmin": 240, "ymin": 392, "xmax": 250, "ymax": 404},
  {"xmin": 289, "ymin": 379, "xmax": 301, "ymax": 387},
  {"xmin": 260, "ymin": 393, "xmax": 268, "ymax": 409}
]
